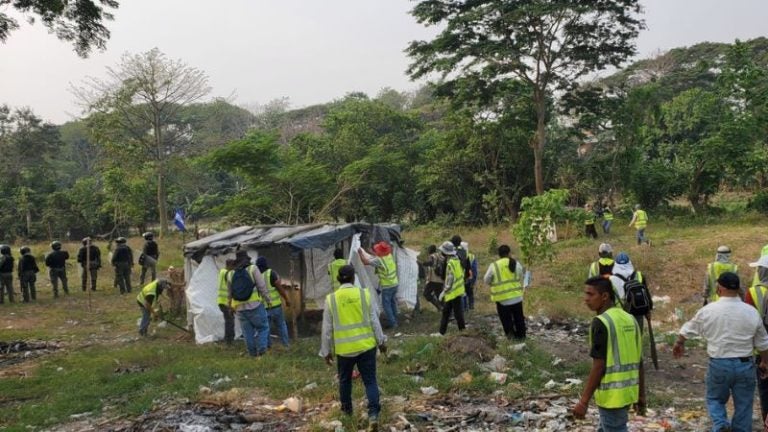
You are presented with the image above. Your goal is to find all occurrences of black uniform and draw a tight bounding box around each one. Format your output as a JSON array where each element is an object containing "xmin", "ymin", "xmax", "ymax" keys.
[
  {"xmin": 18, "ymin": 254, "xmax": 39, "ymax": 302},
  {"xmin": 0, "ymin": 253, "xmax": 14, "ymax": 303},
  {"xmin": 45, "ymin": 250, "xmax": 70, "ymax": 297},
  {"xmin": 112, "ymin": 244, "xmax": 133, "ymax": 294},
  {"xmin": 140, "ymin": 240, "xmax": 159, "ymax": 285},
  {"xmin": 77, "ymin": 245, "xmax": 101, "ymax": 291}
]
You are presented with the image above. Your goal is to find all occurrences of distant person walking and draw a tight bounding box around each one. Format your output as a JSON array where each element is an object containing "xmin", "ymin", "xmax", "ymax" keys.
[
  {"xmin": 422, "ymin": 244, "xmax": 444, "ymax": 311},
  {"xmin": 0, "ymin": 245, "xmax": 15, "ymax": 303},
  {"xmin": 584, "ymin": 204, "xmax": 598, "ymax": 239},
  {"xmin": 139, "ymin": 232, "xmax": 159, "ymax": 285},
  {"xmin": 328, "ymin": 248, "xmax": 346, "ymax": 292},
  {"xmin": 674, "ymin": 272, "xmax": 768, "ymax": 432},
  {"xmin": 608, "ymin": 252, "xmax": 652, "ymax": 333},
  {"xmin": 573, "ymin": 276, "xmax": 644, "ymax": 431},
  {"xmin": 628, "ymin": 204, "xmax": 650, "ymax": 246},
  {"xmin": 217, "ymin": 259, "xmax": 236, "ymax": 344},
  {"xmin": 319, "ymin": 265, "xmax": 386, "ymax": 432},
  {"xmin": 45, "ymin": 241, "xmax": 69, "ymax": 297},
  {"xmin": 588, "ymin": 243, "xmax": 615, "ymax": 279},
  {"xmin": 18, "ymin": 246, "xmax": 39, "ymax": 302},
  {"xmin": 438, "ymin": 241, "xmax": 466, "ymax": 335},
  {"xmin": 227, "ymin": 250, "xmax": 272, "ymax": 357},
  {"xmin": 256, "ymin": 256, "xmax": 291, "ymax": 348},
  {"xmin": 704, "ymin": 245, "xmax": 739, "ymax": 305},
  {"xmin": 484, "ymin": 245, "xmax": 527, "ymax": 340},
  {"xmin": 601, "ymin": 204, "xmax": 614, "ymax": 234},
  {"xmin": 77, "ymin": 237, "xmax": 101, "ymax": 291}
]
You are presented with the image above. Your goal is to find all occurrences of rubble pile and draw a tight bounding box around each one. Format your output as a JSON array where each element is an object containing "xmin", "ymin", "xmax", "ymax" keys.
[{"xmin": 0, "ymin": 340, "xmax": 60, "ymax": 367}]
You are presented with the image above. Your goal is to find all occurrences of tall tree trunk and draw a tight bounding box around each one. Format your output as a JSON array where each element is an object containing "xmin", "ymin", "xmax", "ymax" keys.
[
  {"xmin": 154, "ymin": 120, "xmax": 168, "ymax": 237},
  {"xmin": 534, "ymin": 93, "xmax": 547, "ymax": 195}
]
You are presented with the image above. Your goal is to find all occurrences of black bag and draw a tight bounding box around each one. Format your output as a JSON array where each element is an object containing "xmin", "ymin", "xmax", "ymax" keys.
[
  {"xmin": 230, "ymin": 266, "xmax": 255, "ymax": 301},
  {"xmin": 617, "ymin": 272, "xmax": 652, "ymax": 316}
]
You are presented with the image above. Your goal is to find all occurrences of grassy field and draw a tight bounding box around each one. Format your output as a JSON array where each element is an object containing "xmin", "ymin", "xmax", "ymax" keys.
[{"xmin": 1, "ymin": 214, "xmax": 767, "ymax": 431}]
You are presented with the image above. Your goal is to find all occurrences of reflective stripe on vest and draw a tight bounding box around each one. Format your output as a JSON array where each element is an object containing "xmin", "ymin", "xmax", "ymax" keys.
[
  {"xmin": 444, "ymin": 257, "xmax": 465, "ymax": 302},
  {"xmin": 265, "ymin": 269, "xmax": 281, "ymax": 307},
  {"xmin": 228, "ymin": 265, "xmax": 263, "ymax": 307},
  {"xmin": 708, "ymin": 262, "xmax": 738, "ymax": 302},
  {"xmin": 328, "ymin": 259, "xmax": 346, "ymax": 291},
  {"xmin": 589, "ymin": 258, "xmax": 615, "ymax": 278},
  {"xmin": 585, "ymin": 213, "xmax": 595, "ymax": 225},
  {"xmin": 593, "ymin": 307, "xmax": 641, "ymax": 408},
  {"xmin": 604, "ymin": 210, "xmax": 614, "ymax": 221},
  {"xmin": 751, "ymin": 285, "xmax": 768, "ymax": 317},
  {"xmin": 217, "ymin": 269, "xmax": 228, "ymax": 305},
  {"xmin": 634, "ymin": 210, "xmax": 647, "ymax": 229},
  {"xmin": 490, "ymin": 258, "xmax": 522, "ymax": 303},
  {"xmin": 375, "ymin": 254, "xmax": 398, "ymax": 288},
  {"xmin": 327, "ymin": 287, "xmax": 377, "ymax": 356},
  {"xmin": 137, "ymin": 280, "xmax": 159, "ymax": 307}
]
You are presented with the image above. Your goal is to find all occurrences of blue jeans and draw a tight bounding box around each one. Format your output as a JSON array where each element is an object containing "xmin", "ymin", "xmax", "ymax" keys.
[
  {"xmin": 597, "ymin": 406, "xmax": 629, "ymax": 432},
  {"xmin": 337, "ymin": 347, "xmax": 380, "ymax": 418},
  {"xmin": 238, "ymin": 304, "xmax": 270, "ymax": 356},
  {"xmin": 602, "ymin": 220, "xmax": 612, "ymax": 234},
  {"xmin": 139, "ymin": 304, "xmax": 151, "ymax": 336},
  {"xmin": 636, "ymin": 228, "xmax": 647, "ymax": 245},
  {"xmin": 267, "ymin": 305, "xmax": 290, "ymax": 347},
  {"xmin": 706, "ymin": 357, "xmax": 755, "ymax": 432},
  {"xmin": 381, "ymin": 286, "xmax": 398, "ymax": 328}
]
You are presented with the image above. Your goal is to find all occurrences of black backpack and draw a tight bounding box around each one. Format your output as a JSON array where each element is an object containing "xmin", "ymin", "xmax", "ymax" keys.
[
  {"xmin": 617, "ymin": 272, "xmax": 652, "ymax": 316},
  {"xmin": 230, "ymin": 266, "xmax": 255, "ymax": 301}
]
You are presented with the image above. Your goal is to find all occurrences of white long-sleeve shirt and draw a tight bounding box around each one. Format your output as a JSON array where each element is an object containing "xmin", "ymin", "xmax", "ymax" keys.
[
  {"xmin": 318, "ymin": 284, "xmax": 387, "ymax": 358},
  {"xmin": 679, "ymin": 296, "xmax": 768, "ymax": 358}
]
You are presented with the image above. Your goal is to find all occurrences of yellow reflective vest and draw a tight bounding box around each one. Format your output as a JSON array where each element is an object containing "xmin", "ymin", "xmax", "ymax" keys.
[
  {"xmin": 444, "ymin": 257, "xmax": 465, "ymax": 302},
  {"xmin": 633, "ymin": 210, "xmax": 648, "ymax": 229},
  {"xmin": 603, "ymin": 209, "xmax": 614, "ymax": 221},
  {"xmin": 489, "ymin": 258, "xmax": 523, "ymax": 303},
  {"xmin": 593, "ymin": 306, "xmax": 641, "ymax": 409},
  {"xmin": 227, "ymin": 265, "xmax": 263, "ymax": 308},
  {"xmin": 584, "ymin": 211, "xmax": 595, "ymax": 225},
  {"xmin": 264, "ymin": 269, "xmax": 281, "ymax": 307},
  {"xmin": 589, "ymin": 258, "xmax": 615, "ymax": 278},
  {"xmin": 375, "ymin": 254, "xmax": 398, "ymax": 289},
  {"xmin": 327, "ymin": 286, "xmax": 377, "ymax": 356},
  {"xmin": 707, "ymin": 262, "xmax": 739, "ymax": 302},
  {"xmin": 217, "ymin": 268, "xmax": 228, "ymax": 306},
  {"xmin": 137, "ymin": 280, "xmax": 160, "ymax": 309},
  {"xmin": 328, "ymin": 258, "xmax": 346, "ymax": 291}
]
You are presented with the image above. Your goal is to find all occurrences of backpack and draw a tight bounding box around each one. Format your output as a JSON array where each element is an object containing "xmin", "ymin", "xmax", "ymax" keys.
[
  {"xmin": 617, "ymin": 272, "xmax": 652, "ymax": 316},
  {"xmin": 230, "ymin": 266, "xmax": 255, "ymax": 301}
]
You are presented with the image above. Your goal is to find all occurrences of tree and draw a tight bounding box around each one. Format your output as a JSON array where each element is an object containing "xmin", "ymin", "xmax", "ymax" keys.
[
  {"xmin": 407, "ymin": 0, "xmax": 644, "ymax": 194},
  {"xmin": 74, "ymin": 48, "xmax": 211, "ymax": 235},
  {"xmin": 0, "ymin": 0, "xmax": 119, "ymax": 57}
]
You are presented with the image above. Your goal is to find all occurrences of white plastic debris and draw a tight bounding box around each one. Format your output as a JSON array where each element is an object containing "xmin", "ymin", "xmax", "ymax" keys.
[
  {"xmin": 512, "ymin": 343, "xmax": 526, "ymax": 352},
  {"xmin": 420, "ymin": 386, "xmax": 439, "ymax": 395},
  {"xmin": 544, "ymin": 379, "xmax": 557, "ymax": 389},
  {"xmin": 489, "ymin": 372, "xmax": 508, "ymax": 384}
]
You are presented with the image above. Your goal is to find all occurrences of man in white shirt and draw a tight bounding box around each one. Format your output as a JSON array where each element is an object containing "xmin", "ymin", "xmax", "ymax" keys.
[{"xmin": 673, "ymin": 272, "xmax": 768, "ymax": 432}]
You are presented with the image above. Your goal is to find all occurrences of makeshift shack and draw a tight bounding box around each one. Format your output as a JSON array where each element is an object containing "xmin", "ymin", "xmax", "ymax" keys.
[{"xmin": 183, "ymin": 223, "xmax": 419, "ymax": 344}]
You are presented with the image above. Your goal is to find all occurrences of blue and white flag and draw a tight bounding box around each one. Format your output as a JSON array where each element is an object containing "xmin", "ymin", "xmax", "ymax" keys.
[{"xmin": 174, "ymin": 209, "xmax": 186, "ymax": 232}]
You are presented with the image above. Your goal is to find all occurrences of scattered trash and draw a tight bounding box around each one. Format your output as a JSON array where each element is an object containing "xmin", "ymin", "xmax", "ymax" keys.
[
  {"xmin": 489, "ymin": 372, "xmax": 508, "ymax": 384},
  {"xmin": 512, "ymin": 343, "xmax": 526, "ymax": 352},
  {"xmin": 280, "ymin": 397, "xmax": 302, "ymax": 413},
  {"xmin": 544, "ymin": 379, "xmax": 557, "ymax": 389},
  {"xmin": 209, "ymin": 376, "xmax": 231, "ymax": 387},
  {"xmin": 420, "ymin": 386, "xmax": 439, "ymax": 395},
  {"xmin": 318, "ymin": 420, "xmax": 342, "ymax": 431},
  {"xmin": 387, "ymin": 349, "xmax": 402, "ymax": 360},
  {"xmin": 551, "ymin": 357, "xmax": 563, "ymax": 366},
  {"xmin": 302, "ymin": 382, "xmax": 317, "ymax": 391},
  {"xmin": 452, "ymin": 371, "xmax": 473, "ymax": 384},
  {"xmin": 198, "ymin": 386, "xmax": 212, "ymax": 395},
  {"xmin": 411, "ymin": 375, "xmax": 424, "ymax": 383},
  {"xmin": 480, "ymin": 354, "xmax": 507, "ymax": 372}
]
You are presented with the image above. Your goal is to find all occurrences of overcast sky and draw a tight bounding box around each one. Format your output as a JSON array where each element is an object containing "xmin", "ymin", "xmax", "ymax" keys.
[{"xmin": 2, "ymin": 0, "xmax": 767, "ymax": 124}]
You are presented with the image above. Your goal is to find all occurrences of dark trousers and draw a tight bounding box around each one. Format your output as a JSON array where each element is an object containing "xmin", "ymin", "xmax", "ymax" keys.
[
  {"xmin": 114, "ymin": 262, "xmax": 132, "ymax": 294},
  {"xmin": 423, "ymin": 282, "xmax": 443, "ymax": 311},
  {"xmin": 140, "ymin": 262, "xmax": 157, "ymax": 285},
  {"xmin": 0, "ymin": 273, "xmax": 13, "ymax": 303},
  {"xmin": 756, "ymin": 355, "xmax": 768, "ymax": 423},
  {"xmin": 20, "ymin": 271, "xmax": 37, "ymax": 302},
  {"xmin": 496, "ymin": 301, "xmax": 526, "ymax": 339},
  {"xmin": 439, "ymin": 296, "xmax": 466, "ymax": 335},
  {"xmin": 585, "ymin": 224, "xmax": 598, "ymax": 239},
  {"xmin": 81, "ymin": 268, "xmax": 98, "ymax": 291},
  {"xmin": 463, "ymin": 282, "xmax": 475, "ymax": 311},
  {"xmin": 337, "ymin": 347, "xmax": 380, "ymax": 418},
  {"xmin": 218, "ymin": 304, "xmax": 235, "ymax": 343},
  {"xmin": 633, "ymin": 314, "xmax": 645, "ymax": 334},
  {"xmin": 50, "ymin": 268, "xmax": 68, "ymax": 296}
]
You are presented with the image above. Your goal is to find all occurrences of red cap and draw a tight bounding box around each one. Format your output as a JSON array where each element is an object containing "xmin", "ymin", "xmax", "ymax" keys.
[{"xmin": 372, "ymin": 241, "xmax": 391, "ymax": 257}]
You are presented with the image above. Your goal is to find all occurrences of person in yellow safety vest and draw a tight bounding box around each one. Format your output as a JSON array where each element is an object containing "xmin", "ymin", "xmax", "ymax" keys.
[
  {"xmin": 608, "ymin": 252, "xmax": 651, "ymax": 334},
  {"xmin": 674, "ymin": 272, "xmax": 768, "ymax": 432},
  {"xmin": 422, "ymin": 244, "xmax": 444, "ymax": 311},
  {"xmin": 752, "ymin": 245, "xmax": 768, "ymax": 287},
  {"xmin": 745, "ymin": 255, "xmax": 768, "ymax": 424},
  {"xmin": 484, "ymin": 244, "xmax": 527, "ymax": 340},
  {"xmin": 359, "ymin": 241, "xmax": 399, "ymax": 329},
  {"xmin": 217, "ymin": 259, "xmax": 237, "ymax": 344},
  {"xmin": 137, "ymin": 278, "xmax": 171, "ymax": 336},
  {"xmin": 601, "ymin": 204, "xmax": 614, "ymax": 234},
  {"xmin": 319, "ymin": 265, "xmax": 387, "ymax": 432},
  {"xmin": 588, "ymin": 243, "xmax": 615, "ymax": 278},
  {"xmin": 256, "ymin": 256, "xmax": 291, "ymax": 348},
  {"xmin": 584, "ymin": 203, "xmax": 598, "ymax": 239},
  {"xmin": 704, "ymin": 245, "xmax": 739, "ymax": 305},
  {"xmin": 328, "ymin": 249, "xmax": 346, "ymax": 291},
  {"xmin": 628, "ymin": 204, "xmax": 650, "ymax": 246},
  {"xmin": 573, "ymin": 276, "xmax": 644, "ymax": 429},
  {"xmin": 228, "ymin": 250, "xmax": 272, "ymax": 357},
  {"xmin": 437, "ymin": 241, "xmax": 466, "ymax": 335}
]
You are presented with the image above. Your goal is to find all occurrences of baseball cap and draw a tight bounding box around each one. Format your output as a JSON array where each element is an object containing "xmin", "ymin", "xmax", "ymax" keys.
[
  {"xmin": 598, "ymin": 243, "xmax": 613, "ymax": 254},
  {"xmin": 615, "ymin": 252, "xmax": 630, "ymax": 265},
  {"xmin": 717, "ymin": 272, "xmax": 740, "ymax": 290}
]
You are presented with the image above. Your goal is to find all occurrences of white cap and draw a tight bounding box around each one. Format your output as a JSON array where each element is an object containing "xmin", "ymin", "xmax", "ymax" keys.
[
  {"xmin": 749, "ymin": 255, "xmax": 768, "ymax": 268},
  {"xmin": 598, "ymin": 243, "xmax": 613, "ymax": 254},
  {"xmin": 717, "ymin": 245, "xmax": 731, "ymax": 253}
]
